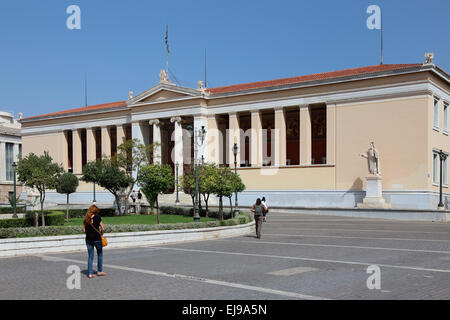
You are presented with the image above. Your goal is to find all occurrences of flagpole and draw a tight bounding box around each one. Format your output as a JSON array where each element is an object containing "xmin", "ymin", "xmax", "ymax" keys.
[
  {"xmin": 166, "ymin": 24, "xmax": 169, "ymax": 74},
  {"xmin": 380, "ymin": 10, "xmax": 383, "ymax": 65}
]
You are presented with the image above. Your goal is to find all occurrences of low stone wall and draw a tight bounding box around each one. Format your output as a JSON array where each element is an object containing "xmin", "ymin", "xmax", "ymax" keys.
[{"xmin": 0, "ymin": 221, "xmax": 255, "ymax": 258}]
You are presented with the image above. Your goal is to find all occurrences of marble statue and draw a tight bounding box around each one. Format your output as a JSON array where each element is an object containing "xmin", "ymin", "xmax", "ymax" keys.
[{"xmin": 360, "ymin": 141, "xmax": 381, "ymax": 176}]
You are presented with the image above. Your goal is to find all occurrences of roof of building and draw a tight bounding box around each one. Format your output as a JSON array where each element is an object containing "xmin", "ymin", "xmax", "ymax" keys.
[
  {"xmin": 205, "ymin": 63, "xmax": 423, "ymax": 95},
  {"xmin": 21, "ymin": 63, "xmax": 448, "ymax": 122}
]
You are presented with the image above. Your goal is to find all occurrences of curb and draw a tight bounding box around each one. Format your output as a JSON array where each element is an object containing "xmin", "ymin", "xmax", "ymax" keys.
[{"xmin": 0, "ymin": 221, "xmax": 255, "ymax": 258}]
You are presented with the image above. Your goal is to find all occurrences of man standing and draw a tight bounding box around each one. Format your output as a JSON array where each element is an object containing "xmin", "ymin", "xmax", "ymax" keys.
[
  {"xmin": 130, "ymin": 190, "xmax": 136, "ymax": 213},
  {"xmin": 250, "ymin": 198, "xmax": 264, "ymax": 239}
]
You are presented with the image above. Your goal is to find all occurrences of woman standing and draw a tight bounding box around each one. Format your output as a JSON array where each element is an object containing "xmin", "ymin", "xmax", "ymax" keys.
[
  {"xmin": 82, "ymin": 205, "xmax": 106, "ymax": 278},
  {"xmin": 250, "ymin": 198, "xmax": 264, "ymax": 239}
]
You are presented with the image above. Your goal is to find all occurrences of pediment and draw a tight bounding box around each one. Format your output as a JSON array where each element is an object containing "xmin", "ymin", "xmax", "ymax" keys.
[{"xmin": 128, "ymin": 83, "xmax": 202, "ymax": 106}]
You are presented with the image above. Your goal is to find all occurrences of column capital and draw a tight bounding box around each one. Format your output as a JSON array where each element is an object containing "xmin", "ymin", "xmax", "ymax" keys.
[
  {"xmin": 149, "ymin": 119, "xmax": 160, "ymax": 126},
  {"xmin": 274, "ymin": 106, "xmax": 285, "ymax": 113},
  {"xmin": 170, "ymin": 116, "xmax": 182, "ymax": 124}
]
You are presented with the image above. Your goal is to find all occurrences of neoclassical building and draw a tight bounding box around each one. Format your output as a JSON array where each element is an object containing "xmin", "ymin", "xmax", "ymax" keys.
[
  {"xmin": 0, "ymin": 111, "xmax": 22, "ymax": 204},
  {"xmin": 21, "ymin": 60, "xmax": 450, "ymax": 209}
]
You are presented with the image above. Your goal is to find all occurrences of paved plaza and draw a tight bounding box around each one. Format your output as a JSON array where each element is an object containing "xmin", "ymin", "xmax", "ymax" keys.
[{"xmin": 1, "ymin": 211, "xmax": 449, "ymax": 300}]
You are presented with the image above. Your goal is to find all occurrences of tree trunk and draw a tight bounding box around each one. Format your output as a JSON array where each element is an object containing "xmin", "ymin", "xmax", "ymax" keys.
[
  {"xmin": 156, "ymin": 196, "xmax": 160, "ymax": 224},
  {"xmin": 228, "ymin": 196, "xmax": 233, "ymax": 218},
  {"xmin": 115, "ymin": 195, "xmax": 123, "ymax": 216},
  {"xmin": 40, "ymin": 200, "xmax": 45, "ymax": 227},
  {"xmin": 204, "ymin": 194, "xmax": 209, "ymax": 218},
  {"xmin": 219, "ymin": 196, "xmax": 223, "ymax": 221},
  {"xmin": 66, "ymin": 194, "xmax": 69, "ymax": 223},
  {"xmin": 34, "ymin": 211, "xmax": 38, "ymax": 228}
]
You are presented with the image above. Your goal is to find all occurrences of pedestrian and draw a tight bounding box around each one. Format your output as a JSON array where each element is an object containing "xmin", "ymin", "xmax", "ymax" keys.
[
  {"xmin": 137, "ymin": 190, "xmax": 143, "ymax": 214},
  {"xmin": 250, "ymin": 198, "xmax": 264, "ymax": 239},
  {"xmin": 82, "ymin": 204, "xmax": 106, "ymax": 278},
  {"xmin": 130, "ymin": 190, "xmax": 136, "ymax": 213},
  {"xmin": 261, "ymin": 196, "xmax": 269, "ymax": 222}
]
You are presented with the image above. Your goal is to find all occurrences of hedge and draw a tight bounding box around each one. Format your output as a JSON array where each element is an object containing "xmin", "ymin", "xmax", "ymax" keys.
[
  {"xmin": 0, "ymin": 212, "xmax": 253, "ymax": 239},
  {"xmin": 159, "ymin": 206, "xmax": 233, "ymax": 220},
  {"xmin": 0, "ymin": 211, "xmax": 66, "ymax": 229},
  {"xmin": 0, "ymin": 206, "xmax": 27, "ymax": 214}
]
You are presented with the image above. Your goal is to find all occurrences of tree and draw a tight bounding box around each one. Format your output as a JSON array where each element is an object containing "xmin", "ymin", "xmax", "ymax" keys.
[
  {"xmin": 114, "ymin": 139, "xmax": 156, "ymax": 214},
  {"xmin": 180, "ymin": 165, "xmax": 196, "ymax": 211},
  {"xmin": 15, "ymin": 152, "xmax": 63, "ymax": 227},
  {"xmin": 56, "ymin": 172, "xmax": 79, "ymax": 222},
  {"xmin": 81, "ymin": 159, "xmax": 132, "ymax": 216},
  {"xmin": 211, "ymin": 166, "xmax": 234, "ymax": 221},
  {"xmin": 198, "ymin": 163, "xmax": 219, "ymax": 217},
  {"xmin": 137, "ymin": 164, "xmax": 174, "ymax": 224},
  {"xmin": 227, "ymin": 173, "xmax": 246, "ymax": 215}
]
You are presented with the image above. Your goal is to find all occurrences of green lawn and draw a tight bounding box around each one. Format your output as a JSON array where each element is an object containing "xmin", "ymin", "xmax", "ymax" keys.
[{"xmin": 65, "ymin": 214, "xmax": 217, "ymax": 226}]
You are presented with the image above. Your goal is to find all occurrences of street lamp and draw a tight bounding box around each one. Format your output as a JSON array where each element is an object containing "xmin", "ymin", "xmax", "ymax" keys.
[
  {"xmin": 233, "ymin": 143, "xmax": 239, "ymax": 218},
  {"xmin": 175, "ymin": 162, "xmax": 180, "ymax": 205},
  {"xmin": 187, "ymin": 124, "xmax": 206, "ymax": 222},
  {"xmin": 11, "ymin": 162, "xmax": 17, "ymax": 218},
  {"xmin": 438, "ymin": 149, "xmax": 448, "ymax": 210}
]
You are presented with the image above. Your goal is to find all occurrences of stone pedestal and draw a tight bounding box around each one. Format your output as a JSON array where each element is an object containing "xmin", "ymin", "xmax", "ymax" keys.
[{"xmin": 357, "ymin": 175, "xmax": 391, "ymax": 209}]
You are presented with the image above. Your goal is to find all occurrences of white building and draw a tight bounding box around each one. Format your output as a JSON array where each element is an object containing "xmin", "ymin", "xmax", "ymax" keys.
[{"xmin": 0, "ymin": 111, "xmax": 22, "ymax": 204}]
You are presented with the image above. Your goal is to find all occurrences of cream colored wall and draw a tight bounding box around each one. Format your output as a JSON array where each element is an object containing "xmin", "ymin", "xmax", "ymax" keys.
[
  {"xmin": 22, "ymin": 132, "xmax": 67, "ymax": 170},
  {"xmin": 335, "ymin": 97, "xmax": 429, "ymax": 191},
  {"xmin": 428, "ymin": 95, "xmax": 450, "ymax": 192},
  {"xmin": 237, "ymin": 166, "xmax": 335, "ymax": 190}
]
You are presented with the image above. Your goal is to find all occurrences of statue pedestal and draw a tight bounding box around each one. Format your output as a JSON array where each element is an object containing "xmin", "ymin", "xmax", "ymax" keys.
[{"xmin": 357, "ymin": 175, "xmax": 391, "ymax": 209}]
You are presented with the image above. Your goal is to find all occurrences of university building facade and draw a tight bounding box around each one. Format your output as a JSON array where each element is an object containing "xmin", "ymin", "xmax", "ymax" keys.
[{"xmin": 20, "ymin": 62, "xmax": 450, "ymax": 210}]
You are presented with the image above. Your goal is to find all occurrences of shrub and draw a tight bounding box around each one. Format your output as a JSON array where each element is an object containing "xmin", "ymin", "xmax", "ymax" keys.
[
  {"xmin": 25, "ymin": 211, "xmax": 65, "ymax": 227},
  {"xmin": 0, "ymin": 218, "xmax": 29, "ymax": 228},
  {"xmin": 0, "ymin": 206, "xmax": 27, "ymax": 214}
]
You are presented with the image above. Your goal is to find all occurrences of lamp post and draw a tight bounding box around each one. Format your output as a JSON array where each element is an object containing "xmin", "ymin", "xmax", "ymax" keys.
[
  {"xmin": 187, "ymin": 124, "xmax": 206, "ymax": 222},
  {"xmin": 233, "ymin": 143, "xmax": 239, "ymax": 218},
  {"xmin": 438, "ymin": 149, "xmax": 448, "ymax": 210},
  {"xmin": 11, "ymin": 162, "xmax": 17, "ymax": 218},
  {"xmin": 175, "ymin": 162, "xmax": 180, "ymax": 205}
]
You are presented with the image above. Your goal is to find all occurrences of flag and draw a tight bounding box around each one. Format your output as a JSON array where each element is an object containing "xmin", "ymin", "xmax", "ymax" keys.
[{"xmin": 165, "ymin": 24, "xmax": 170, "ymax": 54}]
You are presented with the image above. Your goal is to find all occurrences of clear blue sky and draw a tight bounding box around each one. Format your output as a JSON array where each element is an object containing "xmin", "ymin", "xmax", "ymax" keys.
[{"xmin": 1, "ymin": 0, "xmax": 449, "ymax": 118}]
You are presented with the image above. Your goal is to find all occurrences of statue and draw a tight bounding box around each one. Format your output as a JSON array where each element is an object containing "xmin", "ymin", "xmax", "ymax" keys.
[
  {"xmin": 128, "ymin": 91, "xmax": 133, "ymax": 100},
  {"xmin": 159, "ymin": 69, "xmax": 170, "ymax": 83},
  {"xmin": 360, "ymin": 142, "xmax": 381, "ymax": 176},
  {"xmin": 424, "ymin": 52, "xmax": 434, "ymax": 65}
]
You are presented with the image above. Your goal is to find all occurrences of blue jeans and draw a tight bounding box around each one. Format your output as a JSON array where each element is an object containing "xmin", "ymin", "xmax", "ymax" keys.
[{"xmin": 86, "ymin": 240, "xmax": 103, "ymax": 275}]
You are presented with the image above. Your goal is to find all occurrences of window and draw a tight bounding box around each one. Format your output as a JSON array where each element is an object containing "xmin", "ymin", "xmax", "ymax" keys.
[
  {"xmin": 433, "ymin": 98, "xmax": 440, "ymax": 130},
  {"xmin": 5, "ymin": 143, "xmax": 14, "ymax": 181},
  {"xmin": 444, "ymin": 102, "xmax": 449, "ymax": 133},
  {"xmin": 433, "ymin": 152, "xmax": 439, "ymax": 184}
]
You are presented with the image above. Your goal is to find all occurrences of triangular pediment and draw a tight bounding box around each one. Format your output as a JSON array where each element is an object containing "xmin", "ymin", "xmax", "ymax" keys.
[{"xmin": 128, "ymin": 83, "xmax": 202, "ymax": 106}]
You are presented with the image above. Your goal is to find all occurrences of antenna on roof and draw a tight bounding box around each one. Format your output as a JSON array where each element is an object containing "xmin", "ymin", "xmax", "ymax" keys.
[
  {"xmin": 204, "ymin": 48, "xmax": 207, "ymax": 88},
  {"xmin": 380, "ymin": 9, "xmax": 383, "ymax": 65},
  {"xmin": 165, "ymin": 23, "xmax": 170, "ymax": 74},
  {"xmin": 84, "ymin": 73, "xmax": 88, "ymax": 107}
]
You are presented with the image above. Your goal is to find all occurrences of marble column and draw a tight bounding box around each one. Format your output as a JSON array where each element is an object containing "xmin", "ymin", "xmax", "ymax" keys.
[
  {"xmin": 326, "ymin": 103, "xmax": 336, "ymax": 165},
  {"xmin": 101, "ymin": 127, "xmax": 111, "ymax": 159},
  {"xmin": 207, "ymin": 115, "xmax": 220, "ymax": 165},
  {"xmin": 171, "ymin": 116, "xmax": 183, "ymax": 177},
  {"xmin": 116, "ymin": 124, "xmax": 126, "ymax": 150},
  {"xmin": 274, "ymin": 107, "xmax": 287, "ymax": 166},
  {"xmin": 299, "ymin": 105, "xmax": 312, "ymax": 165},
  {"xmin": 228, "ymin": 112, "xmax": 240, "ymax": 167},
  {"xmin": 149, "ymin": 119, "xmax": 162, "ymax": 164},
  {"xmin": 72, "ymin": 129, "xmax": 82, "ymax": 174},
  {"xmin": 251, "ymin": 110, "xmax": 263, "ymax": 167},
  {"xmin": 61, "ymin": 131, "xmax": 69, "ymax": 172},
  {"xmin": 86, "ymin": 128, "xmax": 96, "ymax": 162}
]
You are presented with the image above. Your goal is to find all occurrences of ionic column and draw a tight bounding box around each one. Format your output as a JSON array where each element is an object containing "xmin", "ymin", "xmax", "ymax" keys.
[
  {"xmin": 171, "ymin": 116, "xmax": 183, "ymax": 177},
  {"xmin": 101, "ymin": 127, "xmax": 111, "ymax": 159},
  {"xmin": 274, "ymin": 107, "xmax": 287, "ymax": 166},
  {"xmin": 72, "ymin": 129, "xmax": 82, "ymax": 174},
  {"xmin": 86, "ymin": 128, "xmax": 96, "ymax": 162},
  {"xmin": 13, "ymin": 143, "xmax": 20, "ymax": 163},
  {"xmin": 149, "ymin": 119, "xmax": 162, "ymax": 164},
  {"xmin": 251, "ymin": 110, "xmax": 263, "ymax": 167},
  {"xmin": 299, "ymin": 105, "xmax": 312, "ymax": 165},
  {"xmin": 228, "ymin": 112, "xmax": 240, "ymax": 167},
  {"xmin": 326, "ymin": 103, "xmax": 336, "ymax": 165},
  {"xmin": 61, "ymin": 131, "xmax": 69, "ymax": 172},
  {"xmin": 207, "ymin": 115, "xmax": 220, "ymax": 165},
  {"xmin": 116, "ymin": 125, "xmax": 126, "ymax": 150}
]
